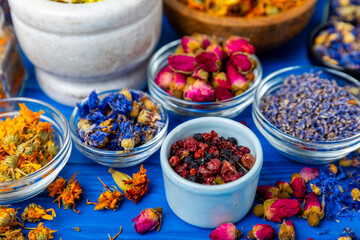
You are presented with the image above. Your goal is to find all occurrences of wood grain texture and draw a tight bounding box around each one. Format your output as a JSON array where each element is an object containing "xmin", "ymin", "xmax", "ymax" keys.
[{"xmin": 164, "ymin": 0, "xmax": 317, "ymax": 52}]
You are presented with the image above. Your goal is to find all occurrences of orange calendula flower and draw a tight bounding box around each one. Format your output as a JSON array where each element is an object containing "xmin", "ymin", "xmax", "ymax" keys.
[
  {"xmin": 27, "ymin": 222, "xmax": 56, "ymax": 240},
  {"xmin": 47, "ymin": 177, "xmax": 67, "ymax": 198},
  {"xmin": 87, "ymin": 178, "xmax": 123, "ymax": 211},
  {"xmin": 50, "ymin": 173, "xmax": 82, "ymax": 213},
  {"xmin": 0, "ymin": 205, "xmax": 19, "ymax": 227},
  {"xmin": 21, "ymin": 203, "xmax": 56, "ymax": 223},
  {"xmin": 109, "ymin": 165, "xmax": 149, "ymax": 204}
]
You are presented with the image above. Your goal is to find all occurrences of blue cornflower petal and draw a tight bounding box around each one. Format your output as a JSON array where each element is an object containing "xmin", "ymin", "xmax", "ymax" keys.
[{"xmin": 87, "ymin": 130, "xmax": 109, "ymax": 147}]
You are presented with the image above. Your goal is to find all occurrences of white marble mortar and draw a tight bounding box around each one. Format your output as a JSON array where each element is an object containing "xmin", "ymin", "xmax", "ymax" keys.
[{"xmin": 8, "ymin": 0, "xmax": 162, "ymax": 106}]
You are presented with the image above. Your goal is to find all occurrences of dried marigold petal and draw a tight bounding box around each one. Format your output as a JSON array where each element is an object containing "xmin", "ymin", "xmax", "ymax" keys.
[
  {"xmin": 21, "ymin": 203, "xmax": 56, "ymax": 223},
  {"xmin": 87, "ymin": 178, "xmax": 123, "ymax": 211},
  {"xmin": 27, "ymin": 222, "xmax": 56, "ymax": 240},
  {"xmin": 47, "ymin": 177, "xmax": 67, "ymax": 198}
]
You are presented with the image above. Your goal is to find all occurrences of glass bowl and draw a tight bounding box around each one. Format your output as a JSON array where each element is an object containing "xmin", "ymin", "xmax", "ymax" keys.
[
  {"xmin": 147, "ymin": 39, "xmax": 263, "ymax": 118},
  {"xmin": 70, "ymin": 89, "xmax": 169, "ymax": 168},
  {"xmin": 252, "ymin": 66, "xmax": 360, "ymax": 164},
  {"xmin": 0, "ymin": 98, "xmax": 72, "ymax": 203}
]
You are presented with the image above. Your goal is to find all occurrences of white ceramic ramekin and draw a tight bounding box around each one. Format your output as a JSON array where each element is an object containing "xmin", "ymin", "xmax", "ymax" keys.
[
  {"xmin": 160, "ymin": 117, "xmax": 263, "ymax": 228},
  {"xmin": 8, "ymin": 0, "xmax": 162, "ymax": 106}
]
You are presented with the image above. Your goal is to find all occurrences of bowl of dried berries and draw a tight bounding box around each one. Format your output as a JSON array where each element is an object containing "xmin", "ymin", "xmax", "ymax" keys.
[
  {"xmin": 0, "ymin": 98, "xmax": 72, "ymax": 203},
  {"xmin": 308, "ymin": 21, "xmax": 360, "ymax": 78},
  {"xmin": 148, "ymin": 35, "xmax": 262, "ymax": 118},
  {"xmin": 70, "ymin": 89, "xmax": 168, "ymax": 168},
  {"xmin": 253, "ymin": 65, "xmax": 360, "ymax": 164},
  {"xmin": 160, "ymin": 117, "xmax": 263, "ymax": 228}
]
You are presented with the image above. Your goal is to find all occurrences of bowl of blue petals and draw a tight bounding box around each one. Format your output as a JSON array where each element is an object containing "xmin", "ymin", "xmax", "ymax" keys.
[
  {"xmin": 70, "ymin": 89, "xmax": 169, "ymax": 168},
  {"xmin": 308, "ymin": 21, "xmax": 360, "ymax": 79}
]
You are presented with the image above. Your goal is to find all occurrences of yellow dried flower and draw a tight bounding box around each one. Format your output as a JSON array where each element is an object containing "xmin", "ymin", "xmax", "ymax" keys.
[
  {"xmin": 329, "ymin": 164, "xmax": 338, "ymax": 175},
  {"xmin": 87, "ymin": 178, "xmax": 123, "ymax": 211},
  {"xmin": 351, "ymin": 188, "xmax": 360, "ymax": 202},
  {"xmin": 27, "ymin": 222, "xmax": 56, "ymax": 240},
  {"xmin": 0, "ymin": 206, "xmax": 18, "ymax": 227},
  {"xmin": 47, "ymin": 177, "xmax": 67, "ymax": 198},
  {"xmin": 21, "ymin": 203, "xmax": 56, "ymax": 223},
  {"xmin": 310, "ymin": 183, "xmax": 322, "ymax": 195}
]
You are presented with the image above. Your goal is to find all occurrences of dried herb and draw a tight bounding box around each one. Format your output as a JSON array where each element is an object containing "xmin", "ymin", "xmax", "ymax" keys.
[
  {"xmin": 133, "ymin": 207, "xmax": 162, "ymax": 234},
  {"xmin": 87, "ymin": 178, "xmax": 123, "ymax": 210},
  {"xmin": 0, "ymin": 104, "xmax": 58, "ymax": 182},
  {"xmin": 21, "ymin": 203, "xmax": 55, "ymax": 223},
  {"xmin": 109, "ymin": 165, "xmax": 149, "ymax": 204},
  {"xmin": 48, "ymin": 173, "xmax": 82, "ymax": 213},
  {"xmin": 247, "ymin": 224, "xmax": 275, "ymax": 240},
  {"xmin": 27, "ymin": 222, "xmax": 56, "ymax": 240},
  {"xmin": 108, "ymin": 227, "xmax": 122, "ymax": 240},
  {"xmin": 73, "ymin": 227, "xmax": 80, "ymax": 232},
  {"xmin": 180, "ymin": 0, "xmax": 305, "ymax": 18},
  {"xmin": 0, "ymin": 205, "xmax": 25, "ymax": 240},
  {"xmin": 76, "ymin": 90, "xmax": 165, "ymax": 151},
  {"xmin": 209, "ymin": 223, "xmax": 242, "ymax": 240}
]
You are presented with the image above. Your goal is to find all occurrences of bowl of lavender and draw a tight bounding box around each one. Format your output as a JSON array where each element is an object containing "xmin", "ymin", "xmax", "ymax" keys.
[
  {"xmin": 160, "ymin": 117, "xmax": 263, "ymax": 228},
  {"xmin": 70, "ymin": 89, "xmax": 168, "ymax": 168},
  {"xmin": 252, "ymin": 65, "xmax": 360, "ymax": 164},
  {"xmin": 147, "ymin": 34, "xmax": 262, "ymax": 118}
]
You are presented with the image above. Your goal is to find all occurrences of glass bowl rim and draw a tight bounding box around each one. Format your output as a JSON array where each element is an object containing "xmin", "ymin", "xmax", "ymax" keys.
[
  {"xmin": 69, "ymin": 89, "xmax": 169, "ymax": 157},
  {"xmin": 253, "ymin": 65, "xmax": 360, "ymax": 146},
  {"xmin": 0, "ymin": 97, "xmax": 71, "ymax": 188},
  {"xmin": 147, "ymin": 39, "xmax": 263, "ymax": 106}
]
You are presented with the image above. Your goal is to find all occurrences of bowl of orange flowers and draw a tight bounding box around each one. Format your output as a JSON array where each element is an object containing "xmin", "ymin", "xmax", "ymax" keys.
[
  {"xmin": 164, "ymin": 0, "xmax": 317, "ymax": 52},
  {"xmin": 0, "ymin": 98, "xmax": 71, "ymax": 203}
]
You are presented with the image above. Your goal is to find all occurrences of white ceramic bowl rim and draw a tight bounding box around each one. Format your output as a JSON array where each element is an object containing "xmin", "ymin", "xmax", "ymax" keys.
[
  {"xmin": 70, "ymin": 89, "xmax": 169, "ymax": 156},
  {"xmin": 148, "ymin": 39, "xmax": 263, "ymax": 106},
  {"xmin": 0, "ymin": 97, "xmax": 71, "ymax": 188},
  {"xmin": 253, "ymin": 65, "xmax": 360, "ymax": 146},
  {"xmin": 160, "ymin": 117, "xmax": 263, "ymax": 194}
]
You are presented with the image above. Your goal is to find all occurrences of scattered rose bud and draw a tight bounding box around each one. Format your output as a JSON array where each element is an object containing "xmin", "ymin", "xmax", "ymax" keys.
[
  {"xmin": 133, "ymin": 207, "xmax": 162, "ymax": 234},
  {"xmin": 212, "ymin": 72, "xmax": 231, "ymax": 89},
  {"xmin": 155, "ymin": 66, "xmax": 174, "ymax": 90},
  {"xmin": 256, "ymin": 185, "xmax": 280, "ymax": 200},
  {"xmin": 300, "ymin": 167, "xmax": 319, "ymax": 182},
  {"xmin": 227, "ymin": 63, "xmax": 250, "ymax": 93},
  {"xmin": 215, "ymin": 87, "xmax": 233, "ymax": 101},
  {"xmin": 168, "ymin": 54, "xmax": 198, "ymax": 74},
  {"xmin": 181, "ymin": 36, "xmax": 201, "ymax": 54},
  {"xmin": 302, "ymin": 192, "xmax": 324, "ymax": 227},
  {"xmin": 253, "ymin": 204, "xmax": 264, "ymax": 217},
  {"xmin": 206, "ymin": 44, "xmax": 224, "ymax": 61},
  {"xmin": 169, "ymin": 73, "xmax": 187, "ymax": 99},
  {"xmin": 192, "ymin": 69, "xmax": 209, "ymax": 81},
  {"xmin": 290, "ymin": 173, "xmax": 307, "ymax": 201},
  {"xmin": 184, "ymin": 78, "xmax": 215, "ymax": 102},
  {"xmin": 248, "ymin": 224, "xmax": 275, "ymax": 240},
  {"xmin": 275, "ymin": 181, "xmax": 293, "ymax": 195},
  {"xmin": 229, "ymin": 52, "xmax": 255, "ymax": 74},
  {"xmin": 209, "ymin": 223, "xmax": 242, "ymax": 240},
  {"xmin": 223, "ymin": 36, "xmax": 255, "ymax": 56},
  {"xmin": 264, "ymin": 198, "xmax": 301, "ymax": 222},
  {"xmin": 278, "ymin": 220, "xmax": 295, "ymax": 240},
  {"xmin": 195, "ymin": 51, "xmax": 221, "ymax": 72}
]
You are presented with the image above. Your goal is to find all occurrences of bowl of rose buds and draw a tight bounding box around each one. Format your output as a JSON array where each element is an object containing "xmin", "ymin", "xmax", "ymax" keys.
[
  {"xmin": 160, "ymin": 117, "xmax": 263, "ymax": 228},
  {"xmin": 147, "ymin": 34, "xmax": 262, "ymax": 118}
]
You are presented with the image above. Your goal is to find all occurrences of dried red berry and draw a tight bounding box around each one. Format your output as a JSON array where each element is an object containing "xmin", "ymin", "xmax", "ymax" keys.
[
  {"xmin": 175, "ymin": 162, "xmax": 188, "ymax": 174},
  {"xmin": 208, "ymin": 146, "xmax": 219, "ymax": 158},
  {"xmin": 184, "ymin": 137, "xmax": 198, "ymax": 152},
  {"xmin": 241, "ymin": 153, "xmax": 255, "ymax": 169},
  {"xmin": 202, "ymin": 132, "xmax": 212, "ymax": 142},
  {"xmin": 198, "ymin": 165, "xmax": 212, "ymax": 178},
  {"xmin": 194, "ymin": 149, "xmax": 204, "ymax": 159},
  {"xmin": 169, "ymin": 156, "xmax": 181, "ymax": 167},
  {"xmin": 171, "ymin": 140, "xmax": 184, "ymax": 155},
  {"xmin": 190, "ymin": 168, "xmax": 197, "ymax": 175},
  {"xmin": 221, "ymin": 161, "xmax": 240, "ymax": 183},
  {"xmin": 198, "ymin": 142, "xmax": 209, "ymax": 151},
  {"xmin": 206, "ymin": 159, "xmax": 221, "ymax": 173}
]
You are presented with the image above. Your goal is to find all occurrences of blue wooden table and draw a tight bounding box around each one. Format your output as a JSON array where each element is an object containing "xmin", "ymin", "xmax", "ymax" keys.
[{"xmin": 13, "ymin": 0, "xmax": 360, "ymax": 239}]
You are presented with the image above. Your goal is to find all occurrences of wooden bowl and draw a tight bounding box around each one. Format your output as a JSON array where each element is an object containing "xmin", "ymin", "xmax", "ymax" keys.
[{"xmin": 164, "ymin": 0, "xmax": 317, "ymax": 52}]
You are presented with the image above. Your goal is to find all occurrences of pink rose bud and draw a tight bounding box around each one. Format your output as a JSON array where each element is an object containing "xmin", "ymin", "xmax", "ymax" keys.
[
  {"xmin": 264, "ymin": 198, "xmax": 301, "ymax": 222},
  {"xmin": 223, "ymin": 36, "xmax": 255, "ymax": 56},
  {"xmin": 215, "ymin": 87, "xmax": 234, "ymax": 101},
  {"xmin": 302, "ymin": 192, "xmax": 324, "ymax": 227},
  {"xmin": 169, "ymin": 73, "xmax": 187, "ymax": 99},
  {"xmin": 168, "ymin": 54, "xmax": 198, "ymax": 74},
  {"xmin": 195, "ymin": 51, "xmax": 221, "ymax": 72},
  {"xmin": 155, "ymin": 66, "xmax": 174, "ymax": 90},
  {"xmin": 206, "ymin": 44, "xmax": 224, "ymax": 61},
  {"xmin": 209, "ymin": 223, "xmax": 242, "ymax": 240},
  {"xmin": 290, "ymin": 173, "xmax": 307, "ymax": 201},
  {"xmin": 230, "ymin": 52, "xmax": 255, "ymax": 74},
  {"xmin": 132, "ymin": 207, "xmax": 162, "ymax": 234},
  {"xmin": 184, "ymin": 78, "xmax": 215, "ymax": 102},
  {"xmin": 181, "ymin": 36, "xmax": 202, "ymax": 54},
  {"xmin": 174, "ymin": 45, "xmax": 185, "ymax": 55},
  {"xmin": 192, "ymin": 69, "xmax": 209, "ymax": 81},
  {"xmin": 278, "ymin": 220, "xmax": 295, "ymax": 240},
  {"xmin": 300, "ymin": 167, "xmax": 319, "ymax": 182},
  {"xmin": 226, "ymin": 63, "xmax": 249, "ymax": 93},
  {"xmin": 193, "ymin": 33, "xmax": 212, "ymax": 49},
  {"xmin": 256, "ymin": 185, "xmax": 280, "ymax": 200},
  {"xmin": 212, "ymin": 72, "xmax": 231, "ymax": 89},
  {"xmin": 248, "ymin": 224, "xmax": 275, "ymax": 240}
]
